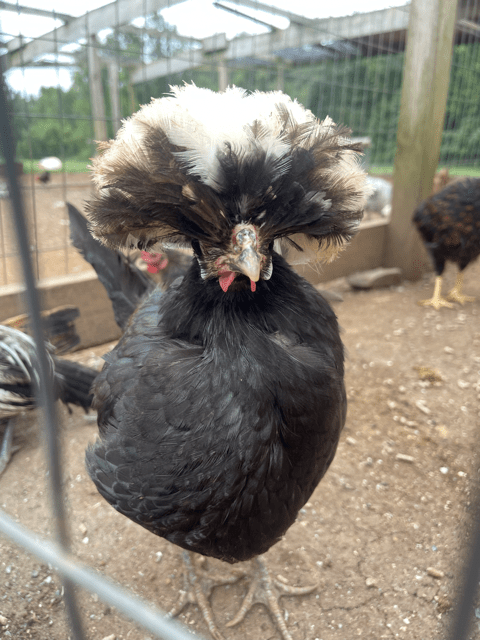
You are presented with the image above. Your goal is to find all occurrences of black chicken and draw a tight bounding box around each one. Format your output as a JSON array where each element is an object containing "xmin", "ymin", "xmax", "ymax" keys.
[
  {"xmin": 84, "ymin": 85, "xmax": 368, "ymax": 640},
  {"xmin": 36, "ymin": 170, "xmax": 50, "ymax": 185},
  {"xmin": 0, "ymin": 324, "xmax": 98, "ymax": 476},
  {"xmin": 413, "ymin": 177, "xmax": 480, "ymax": 310}
]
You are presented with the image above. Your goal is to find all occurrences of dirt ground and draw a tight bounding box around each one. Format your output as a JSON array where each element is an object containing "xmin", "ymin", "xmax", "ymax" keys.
[
  {"xmin": 0, "ymin": 254, "xmax": 479, "ymax": 640},
  {"xmin": 0, "ymin": 173, "xmax": 96, "ymax": 286}
]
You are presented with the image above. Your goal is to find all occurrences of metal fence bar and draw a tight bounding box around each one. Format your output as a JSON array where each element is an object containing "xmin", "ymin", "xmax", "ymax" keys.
[
  {"xmin": 447, "ymin": 495, "xmax": 480, "ymax": 640},
  {"xmin": 0, "ymin": 509, "xmax": 203, "ymax": 640},
  {"xmin": 0, "ymin": 60, "xmax": 86, "ymax": 640}
]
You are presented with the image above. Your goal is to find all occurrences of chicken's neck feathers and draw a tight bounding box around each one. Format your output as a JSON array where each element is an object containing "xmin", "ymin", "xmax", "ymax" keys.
[{"xmin": 158, "ymin": 253, "xmax": 337, "ymax": 354}]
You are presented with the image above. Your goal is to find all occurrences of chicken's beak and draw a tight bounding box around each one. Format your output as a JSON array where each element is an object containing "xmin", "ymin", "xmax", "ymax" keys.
[{"xmin": 232, "ymin": 245, "xmax": 262, "ymax": 282}]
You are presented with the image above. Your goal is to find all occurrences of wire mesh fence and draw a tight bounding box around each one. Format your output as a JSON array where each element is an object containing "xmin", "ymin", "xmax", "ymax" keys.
[
  {"xmin": 1, "ymin": 2, "xmax": 480, "ymax": 639},
  {"xmin": 1, "ymin": 0, "xmax": 480, "ymax": 286}
]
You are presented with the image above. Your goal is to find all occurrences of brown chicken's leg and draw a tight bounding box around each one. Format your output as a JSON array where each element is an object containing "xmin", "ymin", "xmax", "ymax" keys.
[
  {"xmin": 418, "ymin": 276, "xmax": 454, "ymax": 310},
  {"xmin": 167, "ymin": 551, "xmax": 244, "ymax": 640},
  {"xmin": 226, "ymin": 556, "xmax": 318, "ymax": 640},
  {"xmin": 446, "ymin": 271, "xmax": 475, "ymax": 305}
]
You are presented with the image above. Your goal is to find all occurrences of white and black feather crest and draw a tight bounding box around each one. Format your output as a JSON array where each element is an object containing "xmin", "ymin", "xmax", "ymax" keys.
[{"xmin": 86, "ymin": 84, "xmax": 370, "ymax": 265}]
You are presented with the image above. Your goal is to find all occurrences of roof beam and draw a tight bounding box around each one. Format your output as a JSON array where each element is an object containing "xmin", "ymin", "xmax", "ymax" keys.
[
  {"xmin": 0, "ymin": 1, "xmax": 73, "ymax": 23},
  {"xmin": 119, "ymin": 23, "xmax": 202, "ymax": 45},
  {"xmin": 228, "ymin": 0, "xmax": 317, "ymax": 27},
  {"xmin": 132, "ymin": 49, "xmax": 204, "ymax": 82},
  {"xmin": 4, "ymin": 0, "xmax": 187, "ymax": 68},
  {"xmin": 131, "ymin": 5, "xmax": 409, "ymax": 84}
]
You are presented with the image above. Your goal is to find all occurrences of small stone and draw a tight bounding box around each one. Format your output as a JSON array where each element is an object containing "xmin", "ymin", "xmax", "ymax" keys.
[
  {"xmin": 395, "ymin": 453, "xmax": 414, "ymax": 463},
  {"xmin": 155, "ymin": 551, "xmax": 163, "ymax": 563},
  {"xmin": 0, "ymin": 614, "xmax": 8, "ymax": 625},
  {"xmin": 31, "ymin": 570, "xmax": 39, "ymax": 578},
  {"xmin": 276, "ymin": 574, "xmax": 289, "ymax": 584},
  {"xmin": 101, "ymin": 635, "xmax": 116, "ymax": 640},
  {"xmin": 440, "ymin": 467, "xmax": 449, "ymax": 474},
  {"xmin": 444, "ymin": 346, "xmax": 454, "ymax": 354},
  {"xmin": 437, "ymin": 595, "xmax": 452, "ymax": 612},
  {"xmin": 415, "ymin": 400, "xmax": 431, "ymax": 415},
  {"xmin": 414, "ymin": 366, "xmax": 443, "ymax": 383},
  {"xmin": 365, "ymin": 577, "xmax": 376, "ymax": 588},
  {"xmin": 427, "ymin": 567, "xmax": 444, "ymax": 579},
  {"xmin": 315, "ymin": 287, "xmax": 344, "ymax": 303},
  {"xmin": 345, "ymin": 436, "xmax": 357, "ymax": 446},
  {"xmin": 5, "ymin": 566, "xmax": 11, "ymax": 575},
  {"xmin": 79, "ymin": 523, "xmax": 87, "ymax": 536},
  {"xmin": 457, "ymin": 380, "xmax": 470, "ymax": 389},
  {"xmin": 347, "ymin": 267, "xmax": 402, "ymax": 290},
  {"xmin": 82, "ymin": 537, "xmax": 89, "ymax": 544}
]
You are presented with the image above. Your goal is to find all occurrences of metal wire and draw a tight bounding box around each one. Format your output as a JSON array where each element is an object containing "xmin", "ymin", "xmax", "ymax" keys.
[
  {"xmin": 1, "ymin": 3, "xmax": 480, "ymax": 638},
  {"xmin": 0, "ymin": 509, "xmax": 203, "ymax": 640},
  {"xmin": 447, "ymin": 494, "xmax": 480, "ymax": 640},
  {"xmin": 0, "ymin": 59, "xmax": 86, "ymax": 640}
]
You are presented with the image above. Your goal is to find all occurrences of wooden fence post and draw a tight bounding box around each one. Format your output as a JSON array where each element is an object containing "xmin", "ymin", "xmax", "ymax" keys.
[
  {"xmin": 108, "ymin": 60, "xmax": 122, "ymax": 133},
  {"xmin": 87, "ymin": 34, "xmax": 108, "ymax": 143},
  {"xmin": 384, "ymin": 0, "xmax": 458, "ymax": 279}
]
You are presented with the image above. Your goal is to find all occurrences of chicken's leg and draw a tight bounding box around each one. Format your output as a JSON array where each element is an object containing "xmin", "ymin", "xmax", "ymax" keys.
[
  {"xmin": 418, "ymin": 276, "xmax": 454, "ymax": 310},
  {"xmin": 446, "ymin": 271, "xmax": 475, "ymax": 305},
  {"xmin": 0, "ymin": 420, "xmax": 16, "ymax": 476},
  {"xmin": 226, "ymin": 556, "xmax": 318, "ymax": 640},
  {"xmin": 167, "ymin": 551, "xmax": 244, "ymax": 640}
]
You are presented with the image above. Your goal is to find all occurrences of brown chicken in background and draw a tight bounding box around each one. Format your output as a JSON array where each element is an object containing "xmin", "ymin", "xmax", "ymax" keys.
[{"xmin": 413, "ymin": 177, "xmax": 480, "ymax": 310}]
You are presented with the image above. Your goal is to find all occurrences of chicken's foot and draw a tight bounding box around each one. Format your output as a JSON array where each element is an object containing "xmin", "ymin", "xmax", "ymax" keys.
[
  {"xmin": 0, "ymin": 420, "xmax": 18, "ymax": 476},
  {"xmin": 446, "ymin": 271, "xmax": 475, "ymax": 305},
  {"xmin": 167, "ymin": 551, "xmax": 244, "ymax": 640},
  {"xmin": 226, "ymin": 556, "xmax": 317, "ymax": 640},
  {"xmin": 418, "ymin": 276, "xmax": 454, "ymax": 310}
]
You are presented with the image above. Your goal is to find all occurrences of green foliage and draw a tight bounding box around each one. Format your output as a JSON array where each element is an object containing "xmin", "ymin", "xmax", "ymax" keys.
[
  {"xmin": 9, "ymin": 41, "xmax": 480, "ymax": 168},
  {"xmin": 440, "ymin": 43, "xmax": 480, "ymax": 164}
]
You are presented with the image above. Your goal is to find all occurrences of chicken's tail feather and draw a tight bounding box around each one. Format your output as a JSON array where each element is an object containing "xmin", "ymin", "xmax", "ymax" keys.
[
  {"xmin": 53, "ymin": 357, "xmax": 97, "ymax": 413},
  {"xmin": 2, "ymin": 306, "xmax": 81, "ymax": 355},
  {"xmin": 67, "ymin": 202, "xmax": 154, "ymax": 330}
]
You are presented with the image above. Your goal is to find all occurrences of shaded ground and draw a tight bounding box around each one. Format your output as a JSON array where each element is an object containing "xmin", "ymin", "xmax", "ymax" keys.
[{"xmin": 0, "ymin": 257, "xmax": 479, "ymax": 640}]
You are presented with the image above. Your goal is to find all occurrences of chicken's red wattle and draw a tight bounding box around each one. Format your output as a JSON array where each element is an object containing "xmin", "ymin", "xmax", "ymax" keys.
[
  {"xmin": 141, "ymin": 251, "xmax": 169, "ymax": 273},
  {"xmin": 219, "ymin": 271, "xmax": 236, "ymax": 292}
]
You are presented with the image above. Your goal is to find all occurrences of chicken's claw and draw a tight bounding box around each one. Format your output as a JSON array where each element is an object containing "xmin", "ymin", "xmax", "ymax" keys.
[
  {"xmin": 167, "ymin": 551, "xmax": 245, "ymax": 640},
  {"xmin": 418, "ymin": 296, "xmax": 454, "ymax": 310},
  {"xmin": 226, "ymin": 556, "xmax": 317, "ymax": 640},
  {"xmin": 418, "ymin": 275, "xmax": 454, "ymax": 310},
  {"xmin": 446, "ymin": 272, "xmax": 475, "ymax": 305}
]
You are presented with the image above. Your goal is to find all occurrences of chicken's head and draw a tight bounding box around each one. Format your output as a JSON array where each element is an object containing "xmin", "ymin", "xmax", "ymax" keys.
[{"xmin": 86, "ymin": 85, "xmax": 370, "ymax": 289}]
